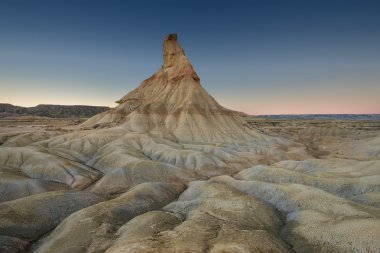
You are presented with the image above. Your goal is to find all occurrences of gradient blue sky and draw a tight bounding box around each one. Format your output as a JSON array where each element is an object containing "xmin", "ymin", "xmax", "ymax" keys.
[{"xmin": 1, "ymin": 0, "xmax": 379, "ymax": 114}]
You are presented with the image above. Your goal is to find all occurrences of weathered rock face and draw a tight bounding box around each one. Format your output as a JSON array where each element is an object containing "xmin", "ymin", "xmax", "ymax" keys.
[
  {"xmin": 162, "ymin": 34, "xmax": 187, "ymax": 68},
  {"xmin": 31, "ymin": 182, "xmax": 185, "ymax": 253},
  {"xmin": 105, "ymin": 181, "xmax": 292, "ymax": 253},
  {"xmin": 0, "ymin": 34, "xmax": 379, "ymax": 253},
  {"xmin": 0, "ymin": 191, "xmax": 106, "ymax": 253},
  {"xmin": 81, "ymin": 34, "xmax": 264, "ymax": 144}
]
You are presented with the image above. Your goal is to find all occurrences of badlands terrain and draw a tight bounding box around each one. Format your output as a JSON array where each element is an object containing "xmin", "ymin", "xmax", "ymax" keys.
[{"xmin": 0, "ymin": 34, "xmax": 379, "ymax": 253}]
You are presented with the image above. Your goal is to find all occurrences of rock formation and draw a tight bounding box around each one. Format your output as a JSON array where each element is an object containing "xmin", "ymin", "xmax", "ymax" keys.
[
  {"xmin": 81, "ymin": 34, "xmax": 264, "ymax": 144},
  {"xmin": 0, "ymin": 34, "xmax": 379, "ymax": 253}
]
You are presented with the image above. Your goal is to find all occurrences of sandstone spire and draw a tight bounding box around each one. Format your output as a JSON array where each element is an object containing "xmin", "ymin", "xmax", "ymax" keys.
[
  {"xmin": 163, "ymin": 34, "xmax": 184, "ymax": 68},
  {"xmin": 82, "ymin": 34, "xmax": 259, "ymax": 143},
  {"xmin": 162, "ymin": 34, "xmax": 199, "ymax": 81}
]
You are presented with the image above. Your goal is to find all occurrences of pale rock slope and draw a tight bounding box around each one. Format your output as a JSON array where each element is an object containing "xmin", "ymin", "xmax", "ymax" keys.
[{"xmin": 81, "ymin": 34, "xmax": 260, "ymax": 144}]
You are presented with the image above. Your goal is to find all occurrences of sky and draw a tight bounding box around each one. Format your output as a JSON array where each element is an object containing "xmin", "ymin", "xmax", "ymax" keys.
[{"xmin": 0, "ymin": 0, "xmax": 379, "ymax": 115}]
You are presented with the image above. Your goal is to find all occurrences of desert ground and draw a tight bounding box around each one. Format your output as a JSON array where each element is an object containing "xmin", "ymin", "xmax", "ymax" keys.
[{"xmin": 0, "ymin": 35, "xmax": 379, "ymax": 253}]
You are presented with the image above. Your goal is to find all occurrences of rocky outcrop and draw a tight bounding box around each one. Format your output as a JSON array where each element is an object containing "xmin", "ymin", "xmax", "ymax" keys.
[
  {"xmin": 32, "ymin": 182, "xmax": 184, "ymax": 253},
  {"xmin": 212, "ymin": 175, "xmax": 380, "ymax": 253},
  {"xmin": 0, "ymin": 191, "xmax": 106, "ymax": 252},
  {"xmin": 105, "ymin": 181, "xmax": 292, "ymax": 253},
  {"xmin": 81, "ymin": 34, "xmax": 264, "ymax": 144}
]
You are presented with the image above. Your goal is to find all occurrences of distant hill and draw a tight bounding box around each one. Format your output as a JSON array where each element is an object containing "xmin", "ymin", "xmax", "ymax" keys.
[
  {"xmin": 0, "ymin": 103, "xmax": 110, "ymax": 118},
  {"xmin": 255, "ymin": 114, "xmax": 380, "ymax": 121}
]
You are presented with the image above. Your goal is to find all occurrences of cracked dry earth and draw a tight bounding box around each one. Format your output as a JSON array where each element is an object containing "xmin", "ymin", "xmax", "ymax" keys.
[{"xmin": 1, "ymin": 34, "xmax": 380, "ymax": 253}]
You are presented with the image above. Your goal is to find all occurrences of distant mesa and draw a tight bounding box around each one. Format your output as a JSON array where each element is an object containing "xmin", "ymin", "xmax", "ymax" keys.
[{"xmin": 0, "ymin": 103, "xmax": 109, "ymax": 118}]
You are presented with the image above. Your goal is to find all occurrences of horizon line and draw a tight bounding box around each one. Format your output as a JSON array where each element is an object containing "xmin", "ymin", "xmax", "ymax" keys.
[{"xmin": 1, "ymin": 101, "xmax": 379, "ymax": 115}]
